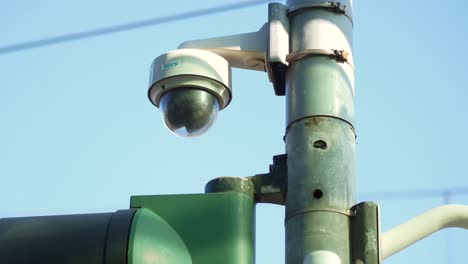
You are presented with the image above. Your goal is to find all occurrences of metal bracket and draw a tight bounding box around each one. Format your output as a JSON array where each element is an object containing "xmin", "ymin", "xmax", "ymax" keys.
[
  {"xmin": 175, "ymin": 3, "xmax": 291, "ymax": 96},
  {"xmin": 286, "ymin": 49, "xmax": 349, "ymax": 64},
  {"xmin": 205, "ymin": 154, "xmax": 287, "ymax": 205},
  {"xmin": 266, "ymin": 3, "xmax": 290, "ymax": 96},
  {"xmin": 248, "ymin": 154, "xmax": 287, "ymax": 205},
  {"xmin": 351, "ymin": 202, "xmax": 381, "ymax": 264},
  {"xmin": 178, "ymin": 24, "xmax": 268, "ymax": 72}
]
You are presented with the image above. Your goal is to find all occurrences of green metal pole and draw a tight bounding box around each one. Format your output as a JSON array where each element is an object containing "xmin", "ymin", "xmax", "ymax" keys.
[{"xmin": 284, "ymin": 1, "xmax": 355, "ymax": 263}]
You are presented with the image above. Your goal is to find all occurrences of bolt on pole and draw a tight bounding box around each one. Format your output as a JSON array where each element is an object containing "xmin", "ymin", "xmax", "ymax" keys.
[{"xmin": 284, "ymin": 1, "xmax": 355, "ymax": 263}]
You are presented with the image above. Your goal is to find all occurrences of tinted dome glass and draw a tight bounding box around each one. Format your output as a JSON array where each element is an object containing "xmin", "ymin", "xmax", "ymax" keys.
[{"xmin": 160, "ymin": 88, "xmax": 219, "ymax": 137}]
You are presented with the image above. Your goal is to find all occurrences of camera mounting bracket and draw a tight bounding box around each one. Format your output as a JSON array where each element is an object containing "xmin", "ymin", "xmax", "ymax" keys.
[{"xmin": 178, "ymin": 3, "xmax": 289, "ymax": 95}]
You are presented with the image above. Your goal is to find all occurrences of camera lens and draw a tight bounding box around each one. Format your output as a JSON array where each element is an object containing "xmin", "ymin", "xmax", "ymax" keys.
[{"xmin": 160, "ymin": 88, "xmax": 219, "ymax": 137}]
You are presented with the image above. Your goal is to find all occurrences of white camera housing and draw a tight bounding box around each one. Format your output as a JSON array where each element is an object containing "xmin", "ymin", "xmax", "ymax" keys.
[
  {"xmin": 148, "ymin": 49, "xmax": 232, "ymax": 110},
  {"xmin": 148, "ymin": 49, "xmax": 232, "ymax": 137}
]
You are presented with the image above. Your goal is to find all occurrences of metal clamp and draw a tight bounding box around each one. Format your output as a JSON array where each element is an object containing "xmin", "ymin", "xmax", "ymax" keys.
[
  {"xmin": 286, "ymin": 49, "xmax": 350, "ymax": 64},
  {"xmin": 332, "ymin": 49, "xmax": 349, "ymax": 62},
  {"xmin": 329, "ymin": 2, "xmax": 347, "ymax": 14},
  {"xmin": 288, "ymin": 1, "xmax": 352, "ymax": 22}
]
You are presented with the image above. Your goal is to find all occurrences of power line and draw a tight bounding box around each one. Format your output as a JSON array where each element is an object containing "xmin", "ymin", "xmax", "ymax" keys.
[
  {"xmin": 0, "ymin": 0, "xmax": 274, "ymax": 55},
  {"xmin": 360, "ymin": 187, "xmax": 468, "ymax": 201}
]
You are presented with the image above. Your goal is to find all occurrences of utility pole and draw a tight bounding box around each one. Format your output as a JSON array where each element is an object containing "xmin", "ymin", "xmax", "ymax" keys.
[{"xmin": 284, "ymin": 1, "xmax": 355, "ymax": 263}]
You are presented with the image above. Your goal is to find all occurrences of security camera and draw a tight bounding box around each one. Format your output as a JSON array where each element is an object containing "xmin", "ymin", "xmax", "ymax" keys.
[
  {"xmin": 148, "ymin": 49, "xmax": 232, "ymax": 137},
  {"xmin": 147, "ymin": 10, "xmax": 289, "ymax": 137}
]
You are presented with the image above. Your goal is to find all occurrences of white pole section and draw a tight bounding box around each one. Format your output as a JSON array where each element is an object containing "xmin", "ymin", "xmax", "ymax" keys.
[{"xmin": 381, "ymin": 204, "xmax": 468, "ymax": 260}]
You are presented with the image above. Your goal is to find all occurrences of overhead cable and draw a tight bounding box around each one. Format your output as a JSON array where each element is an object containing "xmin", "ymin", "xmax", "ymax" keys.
[
  {"xmin": 361, "ymin": 187, "xmax": 468, "ymax": 201},
  {"xmin": 0, "ymin": 0, "xmax": 273, "ymax": 55}
]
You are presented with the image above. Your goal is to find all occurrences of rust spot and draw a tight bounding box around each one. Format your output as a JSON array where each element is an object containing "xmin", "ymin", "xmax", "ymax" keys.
[{"xmin": 304, "ymin": 117, "xmax": 323, "ymax": 126}]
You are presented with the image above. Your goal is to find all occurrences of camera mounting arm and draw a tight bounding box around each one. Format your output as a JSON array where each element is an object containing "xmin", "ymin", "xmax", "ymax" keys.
[
  {"xmin": 178, "ymin": 3, "xmax": 289, "ymax": 95},
  {"xmin": 178, "ymin": 24, "xmax": 269, "ymax": 71}
]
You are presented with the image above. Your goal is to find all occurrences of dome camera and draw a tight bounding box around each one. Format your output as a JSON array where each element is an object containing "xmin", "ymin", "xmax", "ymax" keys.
[{"xmin": 148, "ymin": 49, "xmax": 232, "ymax": 137}]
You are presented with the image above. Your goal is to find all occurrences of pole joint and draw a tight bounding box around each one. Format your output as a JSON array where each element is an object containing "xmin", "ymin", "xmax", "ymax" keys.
[{"xmin": 285, "ymin": 208, "xmax": 352, "ymax": 222}]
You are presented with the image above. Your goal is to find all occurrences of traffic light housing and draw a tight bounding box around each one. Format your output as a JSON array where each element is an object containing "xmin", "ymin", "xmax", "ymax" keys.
[{"xmin": 0, "ymin": 190, "xmax": 254, "ymax": 264}]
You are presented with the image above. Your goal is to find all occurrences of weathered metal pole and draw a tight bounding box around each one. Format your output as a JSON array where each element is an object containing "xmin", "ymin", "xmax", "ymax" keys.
[{"xmin": 284, "ymin": 1, "xmax": 355, "ymax": 263}]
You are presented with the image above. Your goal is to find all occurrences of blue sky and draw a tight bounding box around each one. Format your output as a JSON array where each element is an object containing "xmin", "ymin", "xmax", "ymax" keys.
[{"xmin": 2, "ymin": 1, "xmax": 468, "ymax": 263}]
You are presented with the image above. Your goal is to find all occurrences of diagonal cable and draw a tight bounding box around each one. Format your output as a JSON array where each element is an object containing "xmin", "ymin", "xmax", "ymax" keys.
[
  {"xmin": 0, "ymin": 0, "xmax": 273, "ymax": 55},
  {"xmin": 360, "ymin": 187, "xmax": 468, "ymax": 201}
]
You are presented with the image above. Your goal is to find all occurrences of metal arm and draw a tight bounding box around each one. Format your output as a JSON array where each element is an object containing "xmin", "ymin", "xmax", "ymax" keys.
[
  {"xmin": 177, "ymin": 3, "xmax": 290, "ymax": 95},
  {"xmin": 178, "ymin": 23, "xmax": 268, "ymax": 71},
  {"xmin": 381, "ymin": 204, "xmax": 468, "ymax": 260}
]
